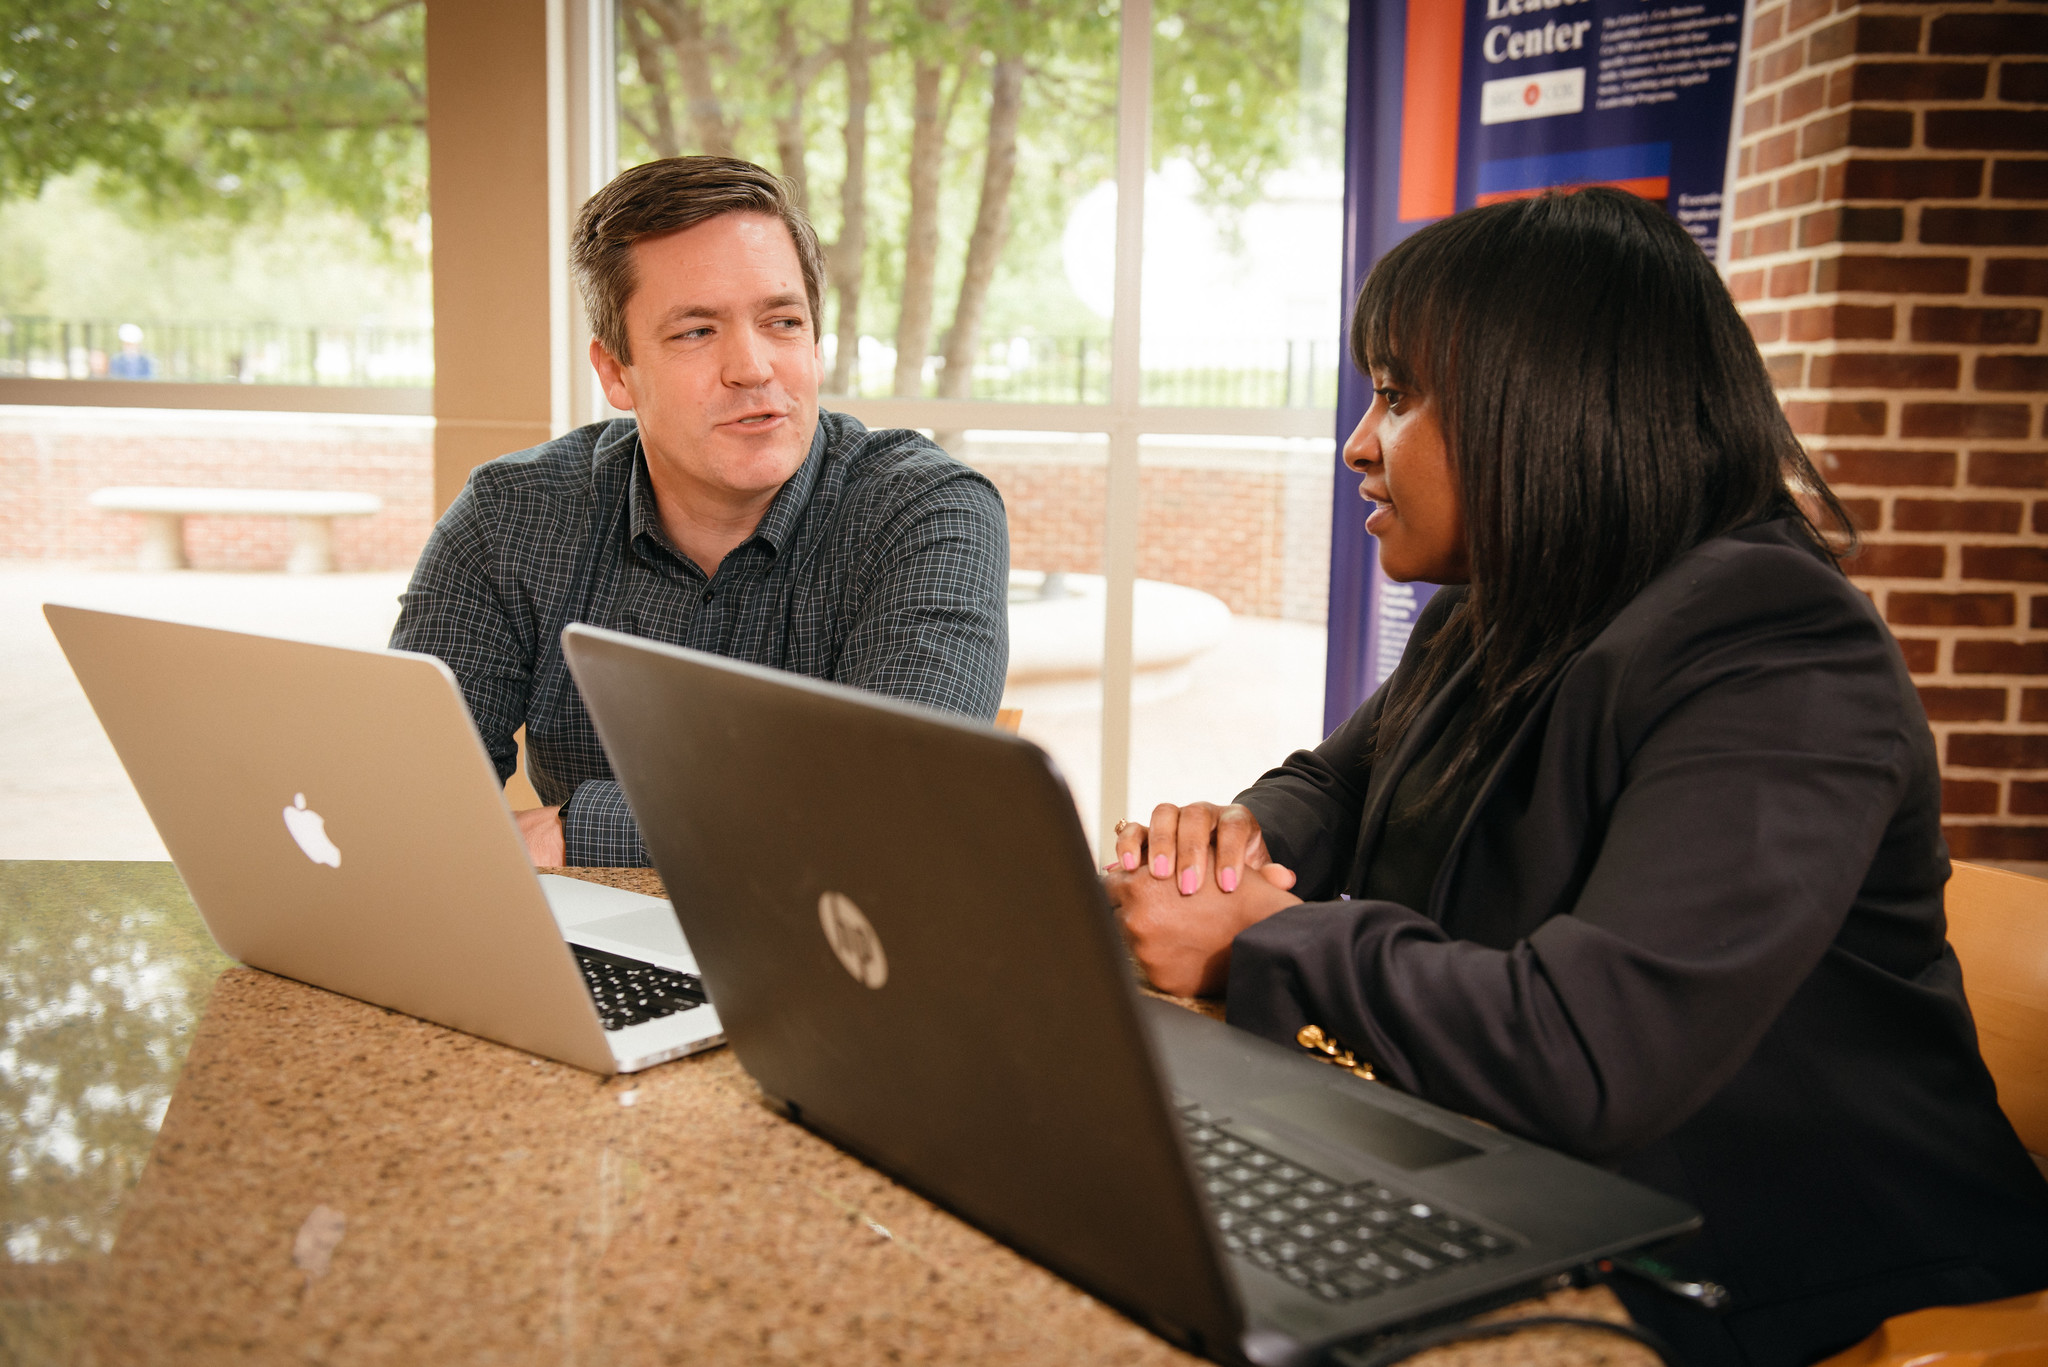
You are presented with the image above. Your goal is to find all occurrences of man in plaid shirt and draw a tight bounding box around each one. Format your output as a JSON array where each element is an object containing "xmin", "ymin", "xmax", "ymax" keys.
[{"xmin": 392, "ymin": 157, "xmax": 1009, "ymax": 867}]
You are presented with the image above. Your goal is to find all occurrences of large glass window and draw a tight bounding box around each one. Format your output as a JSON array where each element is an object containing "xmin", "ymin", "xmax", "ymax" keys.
[
  {"xmin": 615, "ymin": 0, "xmax": 1117, "ymax": 405},
  {"xmin": 610, "ymin": 0, "xmax": 1345, "ymax": 847},
  {"xmin": 0, "ymin": 1, "xmax": 431, "ymax": 396},
  {"xmin": 1, "ymin": 2, "xmax": 431, "ymax": 861},
  {"xmin": 615, "ymin": 0, "xmax": 1127, "ymax": 827},
  {"xmin": 1140, "ymin": 0, "xmax": 1346, "ymax": 411},
  {"xmin": 1129, "ymin": 0, "xmax": 1344, "ymax": 819},
  {"xmin": 0, "ymin": 0, "xmax": 1348, "ymax": 860}
]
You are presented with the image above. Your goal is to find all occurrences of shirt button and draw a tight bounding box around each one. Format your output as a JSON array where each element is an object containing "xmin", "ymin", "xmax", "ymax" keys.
[{"xmin": 701, "ymin": 591, "xmax": 713, "ymax": 603}]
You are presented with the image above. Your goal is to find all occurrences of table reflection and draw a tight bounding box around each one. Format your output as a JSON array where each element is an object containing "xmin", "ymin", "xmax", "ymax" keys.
[
  {"xmin": 0, "ymin": 863, "xmax": 1200, "ymax": 1367},
  {"xmin": 1, "ymin": 862, "xmax": 233, "ymax": 1362}
]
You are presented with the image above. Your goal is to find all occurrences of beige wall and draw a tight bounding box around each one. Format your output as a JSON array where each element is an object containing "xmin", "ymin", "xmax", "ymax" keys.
[{"xmin": 426, "ymin": 0, "xmax": 555, "ymax": 514}]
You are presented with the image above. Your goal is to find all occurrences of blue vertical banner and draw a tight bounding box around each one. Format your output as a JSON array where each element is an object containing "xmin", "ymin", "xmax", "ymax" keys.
[{"xmin": 1323, "ymin": 0, "xmax": 1748, "ymax": 735}]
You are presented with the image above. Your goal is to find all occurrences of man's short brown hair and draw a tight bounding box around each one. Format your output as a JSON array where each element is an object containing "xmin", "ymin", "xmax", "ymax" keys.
[{"xmin": 572, "ymin": 156, "xmax": 826, "ymax": 365}]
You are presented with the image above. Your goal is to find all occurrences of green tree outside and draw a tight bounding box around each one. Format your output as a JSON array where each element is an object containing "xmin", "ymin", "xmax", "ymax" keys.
[
  {"xmin": 0, "ymin": 0, "xmax": 428, "ymax": 330},
  {"xmin": 1, "ymin": 0, "xmax": 425, "ymax": 232},
  {"xmin": 606, "ymin": 0, "xmax": 1332, "ymax": 397},
  {"xmin": 0, "ymin": 0, "xmax": 1340, "ymax": 389}
]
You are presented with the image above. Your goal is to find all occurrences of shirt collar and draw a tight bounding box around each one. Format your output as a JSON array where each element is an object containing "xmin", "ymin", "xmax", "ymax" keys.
[
  {"xmin": 749, "ymin": 418, "xmax": 827, "ymax": 555},
  {"xmin": 625, "ymin": 418, "xmax": 828, "ymax": 566}
]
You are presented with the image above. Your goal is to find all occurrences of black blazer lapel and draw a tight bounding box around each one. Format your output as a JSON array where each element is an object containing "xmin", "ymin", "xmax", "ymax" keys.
[{"xmin": 1346, "ymin": 652, "xmax": 1480, "ymax": 894}]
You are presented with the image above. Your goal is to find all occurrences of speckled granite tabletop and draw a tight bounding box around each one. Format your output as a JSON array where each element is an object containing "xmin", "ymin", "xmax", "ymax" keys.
[{"xmin": 0, "ymin": 862, "xmax": 1649, "ymax": 1367}]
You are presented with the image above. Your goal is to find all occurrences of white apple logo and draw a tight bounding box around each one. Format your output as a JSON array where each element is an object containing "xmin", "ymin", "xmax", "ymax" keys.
[{"xmin": 282, "ymin": 793, "xmax": 342, "ymax": 868}]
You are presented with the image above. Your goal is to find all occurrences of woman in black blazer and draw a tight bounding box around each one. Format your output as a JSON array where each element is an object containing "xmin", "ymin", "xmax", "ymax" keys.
[{"xmin": 1106, "ymin": 189, "xmax": 2048, "ymax": 1366}]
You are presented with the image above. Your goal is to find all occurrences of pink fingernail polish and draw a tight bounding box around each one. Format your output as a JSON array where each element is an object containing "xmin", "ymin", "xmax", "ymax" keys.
[
  {"xmin": 1179, "ymin": 869, "xmax": 1199, "ymax": 895},
  {"xmin": 1122, "ymin": 851, "xmax": 1138, "ymax": 871},
  {"xmin": 1152, "ymin": 854, "xmax": 1171, "ymax": 878},
  {"xmin": 1220, "ymin": 867, "xmax": 1238, "ymax": 893}
]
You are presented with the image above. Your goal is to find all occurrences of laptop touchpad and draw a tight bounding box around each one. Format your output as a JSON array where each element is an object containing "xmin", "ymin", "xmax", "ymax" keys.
[
  {"xmin": 571, "ymin": 907, "xmax": 691, "ymax": 959},
  {"xmin": 1250, "ymin": 1087, "xmax": 1483, "ymax": 1171}
]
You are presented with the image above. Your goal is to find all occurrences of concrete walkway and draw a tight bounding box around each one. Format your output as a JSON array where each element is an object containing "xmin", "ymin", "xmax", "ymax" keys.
[
  {"xmin": 2, "ymin": 564, "xmax": 1329, "ymax": 861},
  {"xmin": 4, "ymin": 566, "xmax": 414, "ymax": 859}
]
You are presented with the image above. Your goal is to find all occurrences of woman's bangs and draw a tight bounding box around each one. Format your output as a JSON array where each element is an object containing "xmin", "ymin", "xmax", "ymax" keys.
[
  {"xmin": 1353, "ymin": 295, "xmax": 1424, "ymax": 390},
  {"xmin": 1352, "ymin": 239, "xmax": 1451, "ymax": 393}
]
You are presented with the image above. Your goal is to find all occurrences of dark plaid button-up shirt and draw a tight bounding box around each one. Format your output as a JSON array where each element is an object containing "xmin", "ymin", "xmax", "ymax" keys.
[{"xmin": 391, "ymin": 410, "xmax": 1010, "ymax": 866}]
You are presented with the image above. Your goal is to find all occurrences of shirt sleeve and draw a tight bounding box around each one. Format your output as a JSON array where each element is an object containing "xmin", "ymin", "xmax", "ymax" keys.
[
  {"xmin": 831, "ymin": 469, "xmax": 1011, "ymax": 719},
  {"xmin": 389, "ymin": 480, "xmax": 534, "ymax": 788},
  {"xmin": 561, "ymin": 780, "xmax": 646, "ymax": 868},
  {"xmin": 1226, "ymin": 549, "xmax": 1915, "ymax": 1164},
  {"xmin": 393, "ymin": 471, "xmax": 653, "ymax": 868}
]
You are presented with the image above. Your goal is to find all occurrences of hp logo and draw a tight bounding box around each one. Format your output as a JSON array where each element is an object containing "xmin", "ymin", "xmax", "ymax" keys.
[{"xmin": 817, "ymin": 891, "xmax": 888, "ymax": 989}]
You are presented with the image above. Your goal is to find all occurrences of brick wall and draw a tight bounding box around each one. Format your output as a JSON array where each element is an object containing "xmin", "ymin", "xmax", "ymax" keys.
[
  {"xmin": 1727, "ymin": 0, "xmax": 2048, "ymax": 867},
  {"xmin": 0, "ymin": 407, "xmax": 435, "ymax": 572},
  {"xmin": 0, "ymin": 409, "xmax": 1336, "ymax": 625},
  {"xmin": 966, "ymin": 434, "xmax": 1334, "ymax": 622}
]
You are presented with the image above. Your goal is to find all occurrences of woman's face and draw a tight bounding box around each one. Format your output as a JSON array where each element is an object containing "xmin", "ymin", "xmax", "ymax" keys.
[{"xmin": 1343, "ymin": 373, "xmax": 1471, "ymax": 584}]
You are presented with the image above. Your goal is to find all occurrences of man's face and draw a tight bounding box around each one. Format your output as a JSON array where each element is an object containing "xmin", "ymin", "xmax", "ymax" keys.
[{"xmin": 591, "ymin": 212, "xmax": 821, "ymax": 509}]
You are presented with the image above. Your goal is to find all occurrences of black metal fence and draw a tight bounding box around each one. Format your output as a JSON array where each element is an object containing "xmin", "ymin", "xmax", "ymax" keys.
[
  {"xmin": 831, "ymin": 335, "xmax": 1339, "ymax": 408},
  {"xmin": 0, "ymin": 316, "xmax": 434, "ymax": 387},
  {"xmin": 1143, "ymin": 338, "xmax": 1337, "ymax": 409},
  {"xmin": 1, "ymin": 316, "xmax": 1336, "ymax": 408}
]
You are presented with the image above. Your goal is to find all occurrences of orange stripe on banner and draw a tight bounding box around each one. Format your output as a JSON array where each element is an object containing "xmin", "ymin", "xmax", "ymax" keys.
[
  {"xmin": 1474, "ymin": 176, "xmax": 1672, "ymax": 206},
  {"xmin": 1398, "ymin": 0, "xmax": 1466, "ymax": 222}
]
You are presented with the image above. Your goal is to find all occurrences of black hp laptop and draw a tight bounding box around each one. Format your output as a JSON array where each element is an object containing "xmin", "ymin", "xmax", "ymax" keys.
[{"xmin": 562, "ymin": 625, "xmax": 1699, "ymax": 1366}]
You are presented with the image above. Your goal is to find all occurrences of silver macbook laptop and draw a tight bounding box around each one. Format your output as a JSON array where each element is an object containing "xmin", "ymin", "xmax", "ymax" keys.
[
  {"xmin": 45, "ymin": 604, "xmax": 722, "ymax": 1074},
  {"xmin": 562, "ymin": 624, "xmax": 1701, "ymax": 1365}
]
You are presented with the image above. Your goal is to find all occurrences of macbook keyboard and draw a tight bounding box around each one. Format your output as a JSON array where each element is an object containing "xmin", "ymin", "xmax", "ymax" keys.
[
  {"xmin": 572, "ymin": 944, "xmax": 707, "ymax": 1031},
  {"xmin": 1179, "ymin": 1103, "xmax": 1518, "ymax": 1303}
]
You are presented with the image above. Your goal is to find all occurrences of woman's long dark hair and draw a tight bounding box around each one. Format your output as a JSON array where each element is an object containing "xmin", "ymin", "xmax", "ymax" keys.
[{"xmin": 1356, "ymin": 187, "xmax": 1853, "ymax": 792}]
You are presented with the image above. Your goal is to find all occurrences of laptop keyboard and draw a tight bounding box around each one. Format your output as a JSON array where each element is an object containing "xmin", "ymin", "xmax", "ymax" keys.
[
  {"xmin": 571, "ymin": 944, "xmax": 708, "ymax": 1031},
  {"xmin": 1179, "ymin": 1103, "xmax": 1518, "ymax": 1303}
]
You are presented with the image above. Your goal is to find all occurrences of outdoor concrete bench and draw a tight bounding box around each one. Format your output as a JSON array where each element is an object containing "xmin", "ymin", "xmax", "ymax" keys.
[{"xmin": 88, "ymin": 486, "xmax": 384, "ymax": 573}]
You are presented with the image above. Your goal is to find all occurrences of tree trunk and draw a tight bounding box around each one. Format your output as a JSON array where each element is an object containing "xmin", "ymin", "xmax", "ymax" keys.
[
  {"xmin": 767, "ymin": 3, "xmax": 835, "ymax": 210},
  {"xmin": 828, "ymin": 0, "xmax": 871, "ymax": 395},
  {"xmin": 892, "ymin": 58, "xmax": 952, "ymax": 397},
  {"xmin": 937, "ymin": 54, "xmax": 1025, "ymax": 403},
  {"xmin": 643, "ymin": 0, "xmax": 735, "ymax": 157},
  {"xmin": 773, "ymin": 96, "xmax": 808, "ymax": 210},
  {"xmin": 621, "ymin": 2, "xmax": 681, "ymax": 158}
]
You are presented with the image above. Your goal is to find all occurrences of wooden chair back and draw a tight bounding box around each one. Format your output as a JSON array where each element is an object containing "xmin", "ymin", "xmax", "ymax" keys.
[
  {"xmin": 995, "ymin": 707, "xmax": 1023, "ymax": 734},
  {"xmin": 1947, "ymin": 860, "xmax": 2048, "ymax": 1160},
  {"xmin": 506, "ymin": 725, "xmax": 542, "ymax": 810}
]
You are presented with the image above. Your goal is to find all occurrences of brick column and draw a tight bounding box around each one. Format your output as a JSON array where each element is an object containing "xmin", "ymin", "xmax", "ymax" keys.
[{"xmin": 1727, "ymin": 0, "xmax": 2048, "ymax": 869}]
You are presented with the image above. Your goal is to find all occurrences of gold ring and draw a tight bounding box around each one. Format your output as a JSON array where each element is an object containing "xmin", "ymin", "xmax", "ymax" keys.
[{"xmin": 1114, "ymin": 819, "xmax": 1132, "ymax": 834}]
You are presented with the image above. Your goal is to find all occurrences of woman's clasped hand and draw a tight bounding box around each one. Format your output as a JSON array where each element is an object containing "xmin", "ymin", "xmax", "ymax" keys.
[{"xmin": 1104, "ymin": 803, "xmax": 1298, "ymax": 997}]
